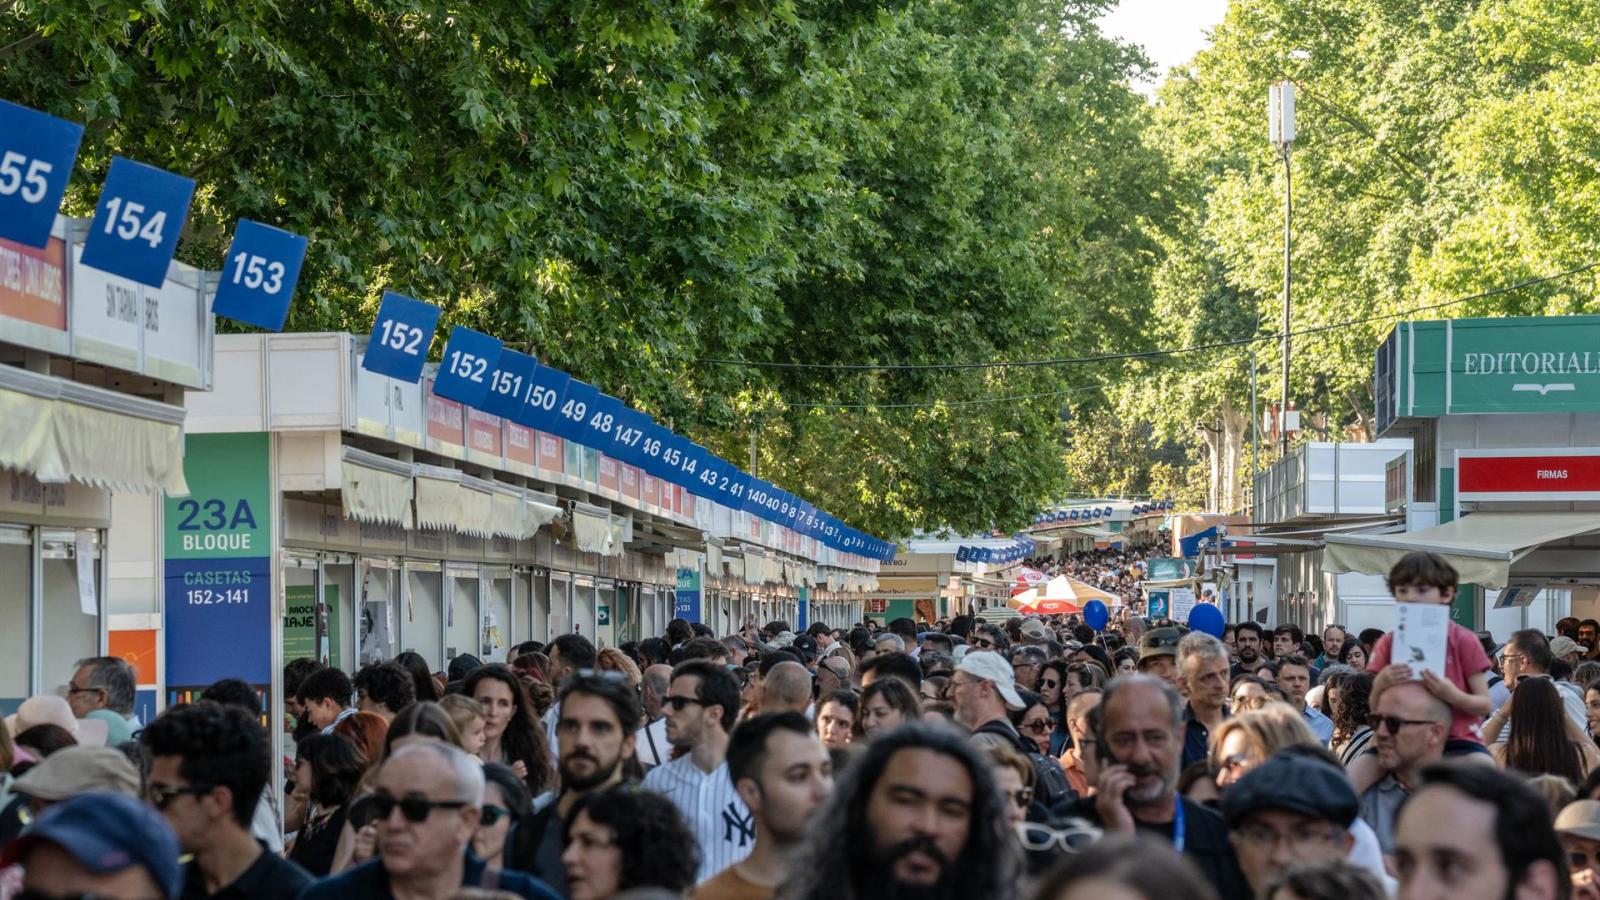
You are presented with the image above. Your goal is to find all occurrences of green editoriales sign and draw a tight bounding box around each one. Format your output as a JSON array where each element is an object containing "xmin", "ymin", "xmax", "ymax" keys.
[{"xmin": 284, "ymin": 584, "xmax": 341, "ymax": 667}]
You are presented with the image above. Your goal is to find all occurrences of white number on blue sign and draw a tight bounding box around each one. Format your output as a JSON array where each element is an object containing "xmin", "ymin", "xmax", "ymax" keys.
[
  {"xmin": 379, "ymin": 319, "xmax": 425, "ymax": 354},
  {"xmin": 102, "ymin": 196, "xmax": 167, "ymax": 248},
  {"xmin": 229, "ymin": 252, "xmax": 287, "ymax": 294},
  {"xmin": 0, "ymin": 151, "xmax": 53, "ymax": 203}
]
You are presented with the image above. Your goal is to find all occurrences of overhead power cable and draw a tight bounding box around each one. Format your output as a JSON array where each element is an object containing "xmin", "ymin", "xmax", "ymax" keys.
[{"xmin": 704, "ymin": 261, "xmax": 1600, "ymax": 374}]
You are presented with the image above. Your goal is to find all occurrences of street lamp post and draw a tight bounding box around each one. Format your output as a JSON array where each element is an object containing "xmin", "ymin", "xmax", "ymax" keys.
[{"xmin": 1269, "ymin": 80, "xmax": 1296, "ymax": 454}]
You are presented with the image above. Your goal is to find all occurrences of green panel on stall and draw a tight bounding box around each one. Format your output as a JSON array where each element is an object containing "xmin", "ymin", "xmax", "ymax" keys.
[
  {"xmin": 1436, "ymin": 466, "xmax": 1478, "ymax": 628},
  {"xmin": 284, "ymin": 584, "xmax": 341, "ymax": 669}
]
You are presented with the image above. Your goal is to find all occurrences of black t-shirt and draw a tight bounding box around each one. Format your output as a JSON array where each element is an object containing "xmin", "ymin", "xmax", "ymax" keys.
[
  {"xmin": 181, "ymin": 845, "xmax": 313, "ymax": 900},
  {"xmin": 1054, "ymin": 795, "xmax": 1249, "ymax": 900},
  {"xmin": 288, "ymin": 803, "xmax": 347, "ymax": 878}
]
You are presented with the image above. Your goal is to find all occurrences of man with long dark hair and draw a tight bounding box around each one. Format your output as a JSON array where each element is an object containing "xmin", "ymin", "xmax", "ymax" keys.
[
  {"xmin": 777, "ymin": 722, "xmax": 1024, "ymax": 900},
  {"xmin": 503, "ymin": 670, "xmax": 641, "ymax": 893}
]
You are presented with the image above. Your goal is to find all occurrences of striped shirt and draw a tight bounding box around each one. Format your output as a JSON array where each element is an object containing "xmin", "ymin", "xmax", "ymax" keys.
[{"xmin": 641, "ymin": 754, "xmax": 753, "ymax": 883}]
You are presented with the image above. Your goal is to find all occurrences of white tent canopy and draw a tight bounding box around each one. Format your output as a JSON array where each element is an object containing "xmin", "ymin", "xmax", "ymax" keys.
[{"xmin": 1322, "ymin": 511, "xmax": 1600, "ymax": 590}]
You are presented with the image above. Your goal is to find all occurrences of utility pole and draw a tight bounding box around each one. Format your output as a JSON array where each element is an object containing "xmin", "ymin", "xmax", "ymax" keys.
[
  {"xmin": 1270, "ymin": 81, "xmax": 1296, "ymax": 455},
  {"xmin": 1249, "ymin": 349, "xmax": 1259, "ymax": 512}
]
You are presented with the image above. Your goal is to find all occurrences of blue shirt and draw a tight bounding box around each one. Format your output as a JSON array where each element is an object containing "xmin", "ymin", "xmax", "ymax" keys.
[
  {"xmin": 296, "ymin": 851, "xmax": 559, "ymax": 900},
  {"xmin": 1182, "ymin": 703, "xmax": 1224, "ymax": 770},
  {"xmin": 1303, "ymin": 705, "xmax": 1334, "ymax": 744}
]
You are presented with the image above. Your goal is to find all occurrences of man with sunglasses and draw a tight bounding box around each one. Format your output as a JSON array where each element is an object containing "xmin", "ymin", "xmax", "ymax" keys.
[
  {"xmin": 971, "ymin": 623, "xmax": 1010, "ymax": 655},
  {"xmin": 641, "ymin": 659, "xmax": 751, "ymax": 883},
  {"xmin": 140, "ymin": 702, "xmax": 311, "ymax": 899},
  {"xmin": 815, "ymin": 656, "xmax": 851, "ymax": 697},
  {"xmin": 302, "ymin": 742, "xmax": 559, "ymax": 900},
  {"xmin": 1357, "ymin": 681, "xmax": 1450, "ymax": 857},
  {"xmin": 505, "ymin": 669, "xmax": 641, "ymax": 892}
]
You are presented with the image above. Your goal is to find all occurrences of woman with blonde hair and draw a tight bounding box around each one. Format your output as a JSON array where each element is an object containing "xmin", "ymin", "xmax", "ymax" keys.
[
  {"xmin": 1209, "ymin": 705, "xmax": 1320, "ymax": 789},
  {"xmin": 596, "ymin": 646, "xmax": 642, "ymax": 685}
]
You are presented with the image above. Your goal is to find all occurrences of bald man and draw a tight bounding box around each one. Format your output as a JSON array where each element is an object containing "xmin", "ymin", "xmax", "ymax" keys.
[
  {"xmin": 636, "ymin": 663, "xmax": 675, "ymax": 768},
  {"xmin": 762, "ymin": 662, "xmax": 814, "ymax": 716},
  {"xmin": 1359, "ymin": 681, "xmax": 1451, "ymax": 857}
]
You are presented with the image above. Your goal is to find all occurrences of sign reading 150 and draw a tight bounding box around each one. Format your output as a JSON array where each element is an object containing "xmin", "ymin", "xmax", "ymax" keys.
[{"xmin": 175, "ymin": 498, "xmax": 259, "ymax": 531}]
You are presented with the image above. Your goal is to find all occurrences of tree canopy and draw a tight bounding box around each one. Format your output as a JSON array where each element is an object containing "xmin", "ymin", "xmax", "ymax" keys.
[{"xmin": 1, "ymin": 0, "xmax": 1167, "ymax": 537}]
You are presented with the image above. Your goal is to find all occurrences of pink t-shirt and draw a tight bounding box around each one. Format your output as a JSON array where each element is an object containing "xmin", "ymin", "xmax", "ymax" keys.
[{"xmin": 1368, "ymin": 621, "xmax": 1492, "ymax": 743}]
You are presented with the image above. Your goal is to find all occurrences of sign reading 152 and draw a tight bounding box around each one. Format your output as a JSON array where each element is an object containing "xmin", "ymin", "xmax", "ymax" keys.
[{"xmin": 362, "ymin": 291, "xmax": 440, "ymax": 383}]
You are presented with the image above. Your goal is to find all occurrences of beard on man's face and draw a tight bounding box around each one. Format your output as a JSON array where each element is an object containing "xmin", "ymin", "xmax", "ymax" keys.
[
  {"xmin": 863, "ymin": 834, "xmax": 959, "ymax": 900},
  {"xmin": 559, "ymin": 748, "xmax": 622, "ymax": 792}
]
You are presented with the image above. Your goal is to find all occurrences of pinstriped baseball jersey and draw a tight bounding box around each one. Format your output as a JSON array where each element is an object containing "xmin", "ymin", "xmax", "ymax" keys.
[{"xmin": 641, "ymin": 754, "xmax": 753, "ymax": 883}]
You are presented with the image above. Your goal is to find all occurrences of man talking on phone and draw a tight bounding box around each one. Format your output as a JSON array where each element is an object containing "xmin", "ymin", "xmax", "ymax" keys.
[{"xmin": 1053, "ymin": 673, "xmax": 1248, "ymax": 900}]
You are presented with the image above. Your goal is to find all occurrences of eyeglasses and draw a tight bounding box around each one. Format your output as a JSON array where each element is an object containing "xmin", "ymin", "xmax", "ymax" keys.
[
  {"xmin": 480, "ymin": 804, "xmax": 514, "ymax": 826},
  {"xmin": 146, "ymin": 783, "xmax": 212, "ymax": 810},
  {"xmin": 1369, "ymin": 714, "xmax": 1436, "ymax": 734},
  {"xmin": 1017, "ymin": 819, "xmax": 1102, "ymax": 853},
  {"xmin": 1008, "ymin": 786, "xmax": 1035, "ymax": 807},
  {"xmin": 972, "ymin": 638, "xmax": 997, "ymax": 649},
  {"xmin": 369, "ymin": 792, "xmax": 471, "ymax": 823},
  {"xmin": 1217, "ymin": 752, "xmax": 1252, "ymax": 776},
  {"xmin": 64, "ymin": 682, "xmax": 103, "ymax": 696},
  {"xmin": 1235, "ymin": 822, "xmax": 1345, "ymax": 851},
  {"xmin": 664, "ymin": 695, "xmax": 704, "ymax": 712},
  {"xmin": 1020, "ymin": 719, "xmax": 1052, "ymax": 736}
]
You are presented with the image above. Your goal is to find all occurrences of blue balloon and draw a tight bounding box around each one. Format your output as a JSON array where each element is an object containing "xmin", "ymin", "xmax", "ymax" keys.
[
  {"xmin": 1083, "ymin": 599, "xmax": 1109, "ymax": 632},
  {"xmin": 1188, "ymin": 602, "xmax": 1225, "ymax": 638}
]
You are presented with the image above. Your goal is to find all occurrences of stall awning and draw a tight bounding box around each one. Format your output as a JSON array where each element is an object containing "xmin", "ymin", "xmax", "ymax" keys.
[
  {"xmin": 340, "ymin": 448, "xmax": 414, "ymax": 529},
  {"xmin": 0, "ymin": 364, "xmax": 188, "ymax": 495},
  {"xmin": 1323, "ymin": 511, "xmax": 1600, "ymax": 590},
  {"xmin": 572, "ymin": 503, "xmax": 624, "ymax": 557}
]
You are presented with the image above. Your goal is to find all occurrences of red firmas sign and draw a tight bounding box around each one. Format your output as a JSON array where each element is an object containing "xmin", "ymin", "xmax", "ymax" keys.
[{"xmin": 1458, "ymin": 454, "xmax": 1600, "ymax": 497}]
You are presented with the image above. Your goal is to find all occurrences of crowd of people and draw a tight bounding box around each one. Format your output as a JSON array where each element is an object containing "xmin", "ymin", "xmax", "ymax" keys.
[{"xmin": 5, "ymin": 548, "xmax": 1600, "ymax": 899}]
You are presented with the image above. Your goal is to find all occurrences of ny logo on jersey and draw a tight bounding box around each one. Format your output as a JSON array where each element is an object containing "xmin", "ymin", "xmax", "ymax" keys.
[{"xmin": 722, "ymin": 804, "xmax": 755, "ymax": 847}]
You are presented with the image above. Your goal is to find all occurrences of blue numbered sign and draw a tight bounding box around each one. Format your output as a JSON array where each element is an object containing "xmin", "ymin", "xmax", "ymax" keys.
[
  {"xmin": 481, "ymin": 348, "xmax": 538, "ymax": 420},
  {"xmin": 362, "ymin": 291, "xmax": 440, "ymax": 382},
  {"xmin": 517, "ymin": 363, "xmax": 572, "ymax": 432},
  {"xmin": 81, "ymin": 156, "xmax": 196, "ymax": 288},
  {"xmin": 551, "ymin": 379, "xmax": 601, "ymax": 444},
  {"xmin": 433, "ymin": 325, "xmax": 502, "ymax": 406},
  {"xmin": 637, "ymin": 424, "xmax": 676, "ymax": 481},
  {"xmin": 0, "ymin": 101, "xmax": 84, "ymax": 249},
  {"xmin": 608, "ymin": 407, "xmax": 653, "ymax": 467},
  {"xmin": 576, "ymin": 392, "xmax": 626, "ymax": 449},
  {"xmin": 211, "ymin": 220, "xmax": 309, "ymax": 331}
]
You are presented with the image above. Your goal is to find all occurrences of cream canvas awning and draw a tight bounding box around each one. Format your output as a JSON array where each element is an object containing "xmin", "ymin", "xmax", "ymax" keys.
[
  {"xmin": 340, "ymin": 448, "xmax": 414, "ymax": 528},
  {"xmin": 1323, "ymin": 511, "xmax": 1600, "ymax": 590},
  {"xmin": 0, "ymin": 365, "xmax": 188, "ymax": 495}
]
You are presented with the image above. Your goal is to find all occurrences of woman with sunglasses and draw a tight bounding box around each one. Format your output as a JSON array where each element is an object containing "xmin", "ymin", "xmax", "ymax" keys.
[
  {"xmin": 288, "ymin": 733, "xmax": 365, "ymax": 876},
  {"xmin": 473, "ymin": 762, "xmax": 532, "ymax": 870},
  {"xmin": 1010, "ymin": 690, "xmax": 1055, "ymax": 755},
  {"xmin": 984, "ymin": 743, "xmax": 1036, "ymax": 829}
]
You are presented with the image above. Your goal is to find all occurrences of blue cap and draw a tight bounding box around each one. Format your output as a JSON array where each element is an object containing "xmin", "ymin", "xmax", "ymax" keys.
[{"xmin": 0, "ymin": 791, "xmax": 182, "ymax": 899}]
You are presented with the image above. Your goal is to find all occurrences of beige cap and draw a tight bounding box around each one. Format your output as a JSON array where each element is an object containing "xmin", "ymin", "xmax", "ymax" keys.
[
  {"xmin": 1557, "ymin": 800, "xmax": 1600, "ymax": 841},
  {"xmin": 1551, "ymin": 636, "xmax": 1584, "ymax": 659},
  {"xmin": 12, "ymin": 746, "xmax": 140, "ymax": 801}
]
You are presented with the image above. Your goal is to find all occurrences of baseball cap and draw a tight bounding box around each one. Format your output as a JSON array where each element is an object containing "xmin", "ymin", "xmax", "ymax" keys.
[
  {"xmin": 1556, "ymin": 800, "xmax": 1600, "ymax": 841},
  {"xmin": 0, "ymin": 792, "xmax": 182, "ymax": 899},
  {"xmin": 1138, "ymin": 627, "xmax": 1181, "ymax": 662},
  {"xmin": 790, "ymin": 633, "xmax": 819, "ymax": 662},
  {"xmin": 1551, "ymin": 636, "xmax": 1583, "ymax": 658},
  {"xmin": 956, "ymin": 651, "xmax": 1026, "ymax": 710},
  {"xmin": 1221, "ymin": 753, "xmax": 1359, "ymax": 828},
  {"xmin": 12, "ymin": 746, "xmax": 140, "ymax": 801},
  {"xmin": 1020, "ymin": 619, "xmax": 1052, "ymax": 641}
]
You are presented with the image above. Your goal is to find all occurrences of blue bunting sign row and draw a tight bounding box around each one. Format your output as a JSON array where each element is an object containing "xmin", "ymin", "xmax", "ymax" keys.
[
  {"xmin": 3, "ymin": 99, "xmax": 313, "ymax": 323},
  {"xmin": 350, "ymin": 297, "xmax": 893, "ymax": 561},
  {"xmin": 0, "ymin": 98, "xmax": 892, "ymax": 561}
]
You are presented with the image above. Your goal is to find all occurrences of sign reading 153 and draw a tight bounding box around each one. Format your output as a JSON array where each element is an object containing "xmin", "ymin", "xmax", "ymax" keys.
[{"xmin": 211, "ymin": 220, "xmax": 310, "ymax": 332}]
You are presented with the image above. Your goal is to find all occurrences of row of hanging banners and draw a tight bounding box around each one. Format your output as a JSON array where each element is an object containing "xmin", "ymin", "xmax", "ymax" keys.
[
  {"xmin": 0, "ymin": 99, "xmax": 895, "ymax": 564},
  {"xmin": 1030, "ymin": 499, "xmax": 1175, "ymax": 528}
]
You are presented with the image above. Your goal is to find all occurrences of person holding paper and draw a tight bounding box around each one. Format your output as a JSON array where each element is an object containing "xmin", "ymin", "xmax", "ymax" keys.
[{"xmin": 1364, "ymin": 552, "xmax": 1493, "ymax": 762}]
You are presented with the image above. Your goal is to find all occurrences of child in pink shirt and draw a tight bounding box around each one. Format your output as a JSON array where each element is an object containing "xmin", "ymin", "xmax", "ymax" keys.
[{"xmin": 1366, "ymin": 551, "xmax": 1493, "ymax": 753}]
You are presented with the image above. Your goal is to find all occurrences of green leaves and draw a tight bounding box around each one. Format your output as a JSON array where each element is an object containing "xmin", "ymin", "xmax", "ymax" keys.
[{"xmin": 0, "ymin": 0, "xmax": 1164, "ymax": 537}]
